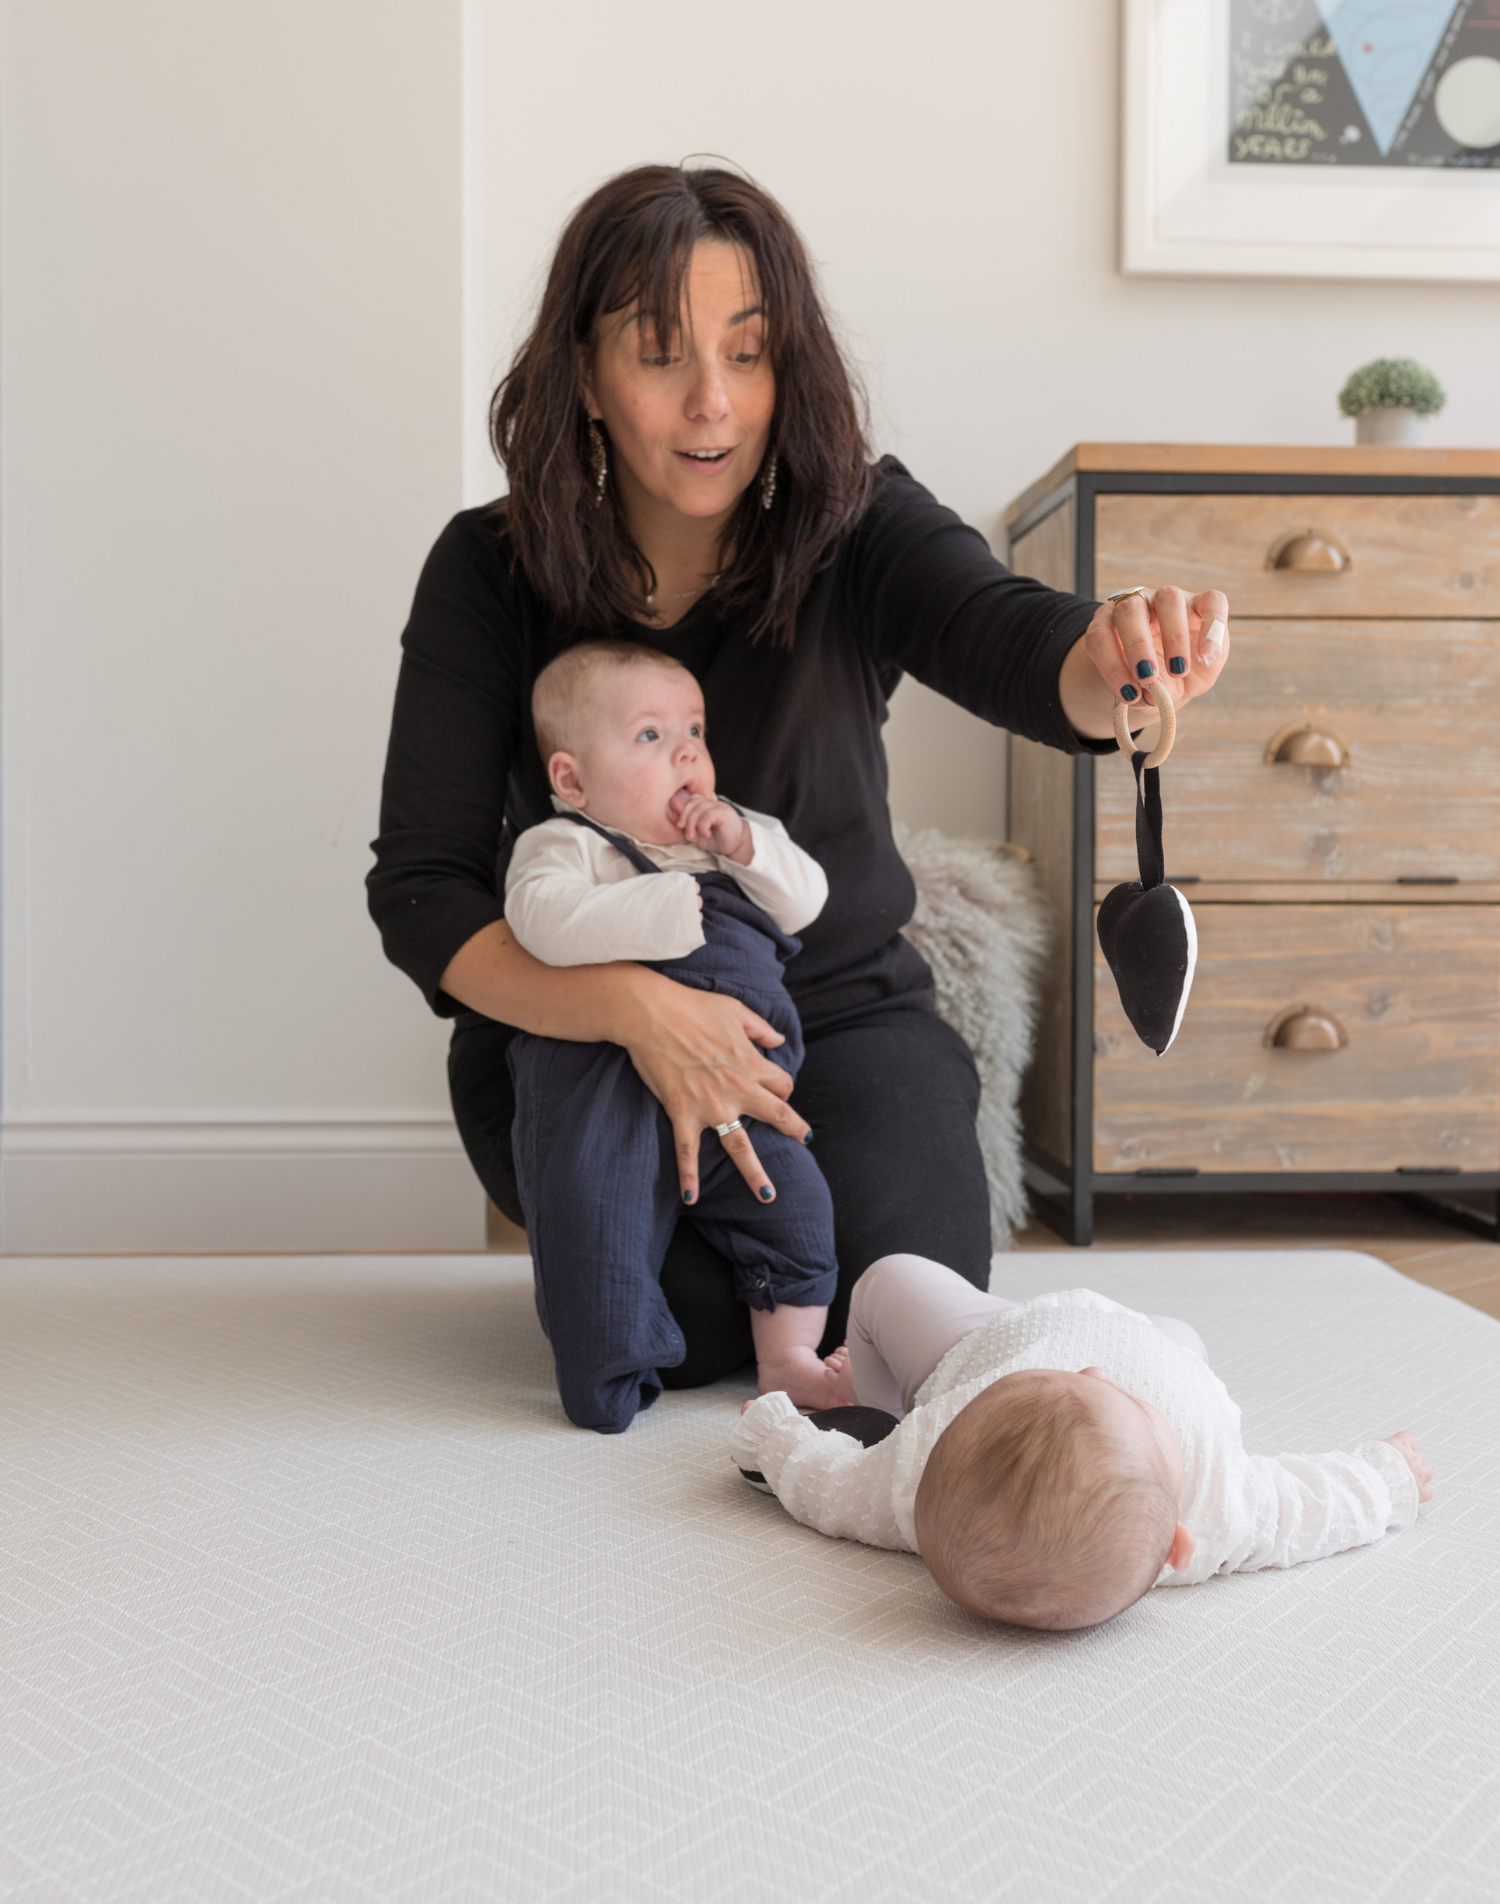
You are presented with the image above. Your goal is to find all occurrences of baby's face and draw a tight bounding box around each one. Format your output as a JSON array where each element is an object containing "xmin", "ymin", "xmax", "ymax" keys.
[{"xmin": 550, "ymin": 666, "xmax": 716, "ymax": 845}]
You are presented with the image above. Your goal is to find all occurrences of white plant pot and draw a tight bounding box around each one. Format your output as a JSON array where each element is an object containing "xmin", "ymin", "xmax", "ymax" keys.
[{"xmin": 1355, "ymin": 407, "xmax": 1427, "ymax": 446}]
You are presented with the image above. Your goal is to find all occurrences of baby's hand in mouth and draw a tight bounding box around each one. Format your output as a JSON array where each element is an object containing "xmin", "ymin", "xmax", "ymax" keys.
[
  {"xmin": 673, "ymin": 791, "xmax": 752, "ymax": 865},
  {"xmin": 671, "ymin": 789, "xmax": 713, "ymax": 838}
]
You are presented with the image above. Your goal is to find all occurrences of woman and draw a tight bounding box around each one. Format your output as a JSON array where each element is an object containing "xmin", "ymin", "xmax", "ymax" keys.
[{"xmin": 367, "ymin": 164, "xmax": 1229, "ymax": 1385}]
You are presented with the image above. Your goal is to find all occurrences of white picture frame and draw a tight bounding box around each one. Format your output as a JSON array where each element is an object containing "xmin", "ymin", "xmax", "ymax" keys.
[{"xmin": 1121, "ymin": 0, "xmax": 1500, "ymax": 281}]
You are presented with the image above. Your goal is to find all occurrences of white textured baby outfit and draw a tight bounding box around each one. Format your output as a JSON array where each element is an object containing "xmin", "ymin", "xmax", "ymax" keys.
[
  {"xmin": 728, "ymin": 1287, "xmax": 1420, "ymax": 1587},
  {"xmin": 504, "ymin": 798, "xmax": 827, "ymax": 967}
]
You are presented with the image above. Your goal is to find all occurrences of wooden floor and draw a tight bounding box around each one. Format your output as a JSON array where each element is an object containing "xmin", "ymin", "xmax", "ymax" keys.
[{"xmin": 1012, "ymin": 1191, "xmax": 1500, "ymax": 1321}]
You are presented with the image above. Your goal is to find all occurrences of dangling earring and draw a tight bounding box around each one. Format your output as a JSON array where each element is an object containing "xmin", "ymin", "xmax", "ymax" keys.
[
  {"xmin": 588, "ymin": 420, "xmax": 607, "ymax": 505},
  {"xmin": 760, "ymin": 451, "xmax": 778, "ymax": 512}
]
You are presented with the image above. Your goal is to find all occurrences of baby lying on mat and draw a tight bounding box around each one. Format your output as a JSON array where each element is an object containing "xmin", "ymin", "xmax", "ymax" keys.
[{"xmin": 731, "ymin": 1253, "xmax": 1435, "ymax": 1630}]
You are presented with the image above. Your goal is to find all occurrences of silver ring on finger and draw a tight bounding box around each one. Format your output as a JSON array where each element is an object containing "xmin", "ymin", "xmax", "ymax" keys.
[
  {"xmin": 1107, "ymin": 586, "xmax": 1152, "ymax": 604},
  {"xmin": 714, "ymin": 1119, "xmax": 745, "ymax": 1138}
]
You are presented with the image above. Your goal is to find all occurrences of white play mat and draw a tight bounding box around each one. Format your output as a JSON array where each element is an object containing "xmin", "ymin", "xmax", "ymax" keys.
[{"xmin": 2, "ymin": 1248, "xmax": 1494, "ymax": 1902}]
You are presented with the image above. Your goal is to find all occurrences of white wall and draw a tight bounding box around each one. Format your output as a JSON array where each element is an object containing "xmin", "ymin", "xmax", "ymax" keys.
[
  {"xmin": 7, "ymin": 0, "xmax": 1498, "ymax": 1250},
  {"xmin": 1, "ymin": 0, "xmax": 478, "ymax": 1249},
  {"xmin": 466, "ymin": 0, "xmax": 1500, "ymax": 838}
]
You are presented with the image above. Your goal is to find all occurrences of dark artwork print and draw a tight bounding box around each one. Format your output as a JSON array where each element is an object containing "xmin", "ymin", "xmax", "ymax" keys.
[{"xmin": 1230, "ymin": 0, "xmax": 1500, "ymax": 167}]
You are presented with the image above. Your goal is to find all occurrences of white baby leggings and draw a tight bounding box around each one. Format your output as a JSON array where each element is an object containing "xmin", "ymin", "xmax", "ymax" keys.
[{"xmin": 846, "ymin": 1253, "xmax": 1209, "ymax": 1418}]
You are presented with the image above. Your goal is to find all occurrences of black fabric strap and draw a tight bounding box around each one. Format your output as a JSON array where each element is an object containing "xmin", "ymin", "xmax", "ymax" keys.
[
  {"xmin": 1131, "ymin": 750, "xmax": 1165, "ymax": 892},
  {"xmin": 562, "ymin": 808, "xmax": 661, "ymax": 876}
]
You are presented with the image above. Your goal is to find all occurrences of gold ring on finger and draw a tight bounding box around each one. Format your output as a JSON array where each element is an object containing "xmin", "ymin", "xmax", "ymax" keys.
[{"xmin": 1107, "ymin": 586, "xmax": 1152, "ymax": 604}]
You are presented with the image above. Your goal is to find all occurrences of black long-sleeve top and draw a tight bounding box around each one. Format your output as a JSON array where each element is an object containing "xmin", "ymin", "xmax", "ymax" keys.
[{"xmin": 367, "ymin": 457, "xmax": 1101, "ymax": 1029}]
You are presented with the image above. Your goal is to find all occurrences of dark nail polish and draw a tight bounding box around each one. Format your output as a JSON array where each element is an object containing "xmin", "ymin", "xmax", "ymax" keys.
[
  {"xmin": 802, "ymin": 1131, "xmax": 815, "ymax": 1146},
  {"xmin": 682, "ymin": 1189, "xmax": 695, "ymax": 1205},
  {"xmin": 759, "ymin": 1185, "xmax": 774, "ymax": 1201},
  {"xmin": 1169, "ymin": 655, "xmax": 1188, "ymax": 675},
  {"xmin": 1136, "ymin": 659, "xmax": 1155, "ymax": 679},
  {"xmin": 1119, "ymin": 683, "xmax": 1139, "ymax": 702}
]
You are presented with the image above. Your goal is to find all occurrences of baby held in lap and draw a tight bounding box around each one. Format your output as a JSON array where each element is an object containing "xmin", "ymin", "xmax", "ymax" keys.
[
  {"xmin": 504, "ymin": 641, "xmax": 846, "ymax": 1430},
  {"xmin": 736, "ymin": 1254, "xmax": 1436, "ymax": 1630}
]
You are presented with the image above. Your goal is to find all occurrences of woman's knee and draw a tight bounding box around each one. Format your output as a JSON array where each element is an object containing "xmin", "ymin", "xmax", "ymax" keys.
[{"xmin": 798, "ymin": 1011, "xmax": 992, "ymax": 1293}]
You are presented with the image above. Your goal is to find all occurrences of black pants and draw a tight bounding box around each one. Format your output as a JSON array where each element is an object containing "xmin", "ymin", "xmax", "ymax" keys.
[{"xmin": 449, "ymin": 962, "xmax": 992, "ymax": 1388}]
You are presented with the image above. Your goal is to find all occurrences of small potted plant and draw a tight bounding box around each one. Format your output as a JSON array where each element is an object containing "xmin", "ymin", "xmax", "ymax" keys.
[{"xmin": 1338, "ymin": 358, "xmax": 1446, "ymax": 446}]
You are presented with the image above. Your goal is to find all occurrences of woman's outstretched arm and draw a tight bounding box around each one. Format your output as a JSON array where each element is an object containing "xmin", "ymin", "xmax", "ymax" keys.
[{"xmin": 848, "ymin": 462, "xmax": 1227, "ymax": 750}]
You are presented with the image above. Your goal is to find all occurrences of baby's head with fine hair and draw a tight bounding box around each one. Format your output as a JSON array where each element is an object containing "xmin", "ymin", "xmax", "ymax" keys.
[
  {"xmin": 531, "ymin": 638, "xmax": 695, "ymax": 767},
  {"xmin": 531, "ymin": 639, "xmax": 713, "ymax": 846},
  {"xmin": 912, "ymin": 1367, "xmax": 1188, "ymax": 1631}
]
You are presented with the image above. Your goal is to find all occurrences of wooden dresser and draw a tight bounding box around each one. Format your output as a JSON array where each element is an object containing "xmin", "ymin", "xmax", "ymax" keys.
[{"xmin": 1005, "ymin": 444, "xmax": 1500, "ymax": 1245}]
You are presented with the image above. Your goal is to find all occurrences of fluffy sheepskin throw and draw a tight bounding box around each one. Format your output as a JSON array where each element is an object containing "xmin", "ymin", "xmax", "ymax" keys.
[{"xmin": 892, "ymin": 824, "xmax": 1048, "ymax": 1250}]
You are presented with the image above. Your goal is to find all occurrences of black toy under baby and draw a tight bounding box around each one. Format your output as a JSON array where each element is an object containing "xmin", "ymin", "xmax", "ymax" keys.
[{"xmin": 1097, "ymin": 683, "xmax": 1197, "ymax": 1056}]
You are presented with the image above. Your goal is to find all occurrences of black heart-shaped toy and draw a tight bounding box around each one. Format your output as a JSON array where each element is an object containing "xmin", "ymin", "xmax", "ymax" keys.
[{"xmin": 1098, "ymin": 696, "xmax": 1197, "ymax": 1056}]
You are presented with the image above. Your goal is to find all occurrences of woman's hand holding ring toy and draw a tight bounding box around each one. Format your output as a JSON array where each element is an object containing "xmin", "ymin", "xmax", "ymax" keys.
[{"xmin": 1069, "ymin": 583, "xmax": 1231, "ymax": 743}]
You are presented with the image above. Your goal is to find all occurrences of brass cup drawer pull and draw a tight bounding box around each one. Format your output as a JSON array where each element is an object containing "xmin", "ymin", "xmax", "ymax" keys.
[
  {"xmin": 1263, "ymin": 720, "xmax": 1350, "ymax": 768},
  {"xmin": 1267, "ymin": 528, "xmax": 1352, "ymax": 571},
  {"xmin": 1265, "ymin": 1005, "xmax": 1348, "ymax": 1050}
]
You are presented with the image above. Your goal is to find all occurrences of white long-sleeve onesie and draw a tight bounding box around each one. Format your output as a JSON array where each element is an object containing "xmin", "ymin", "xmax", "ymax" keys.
[
  {"xmin": 504, "ymin": 798, "xmax": 828, "ymax": 967},
  {"xmin": 729, "ymin": 1288, "xmax": 1420, "ymax": 1586}
]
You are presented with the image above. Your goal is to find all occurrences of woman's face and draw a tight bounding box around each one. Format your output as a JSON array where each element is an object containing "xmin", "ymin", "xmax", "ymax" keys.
[{"xmin": 582, "ymin": 239, "xmax": 775, "ymax": 533}]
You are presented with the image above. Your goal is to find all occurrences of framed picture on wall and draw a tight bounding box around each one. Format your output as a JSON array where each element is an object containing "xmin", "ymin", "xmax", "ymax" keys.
[{"xmin": 1122, "ymin": 0, "xmax": 1500, "ymax": 280}]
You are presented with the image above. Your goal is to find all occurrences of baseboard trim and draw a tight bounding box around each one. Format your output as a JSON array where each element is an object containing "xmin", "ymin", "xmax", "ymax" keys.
[{"xmin": 0, "ymin": 1118, "xmax": 486, "ymax": 1253}]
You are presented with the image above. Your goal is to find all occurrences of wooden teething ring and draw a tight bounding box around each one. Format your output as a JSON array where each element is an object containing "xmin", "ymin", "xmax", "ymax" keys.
[{"xmin": 1112, "ymin": 678, "xmax": 1176, "ymax": 769}]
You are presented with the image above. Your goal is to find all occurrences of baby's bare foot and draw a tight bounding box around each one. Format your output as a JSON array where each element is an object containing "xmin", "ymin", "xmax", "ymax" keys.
[
  {"xmin": 823, "ymin": 1345, "xmax": 856, "ymax": 1405},
  {"xmin": 758, "ymin": 1344, "xmax": 851, "ymax": 1410}
]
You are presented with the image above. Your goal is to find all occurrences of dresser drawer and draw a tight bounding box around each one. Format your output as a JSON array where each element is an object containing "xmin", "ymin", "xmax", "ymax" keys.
[
  {"xmin": 1092, "ymin": 903, "xmax": 1500, "ymax": 1174},
  {"xmin": 1096, "ymin": 620, "xmax": 1500, "ymax": 885},
  {"xmin": 1094, "ymin": 493, "xmax": 1500, "ymax": 619}
]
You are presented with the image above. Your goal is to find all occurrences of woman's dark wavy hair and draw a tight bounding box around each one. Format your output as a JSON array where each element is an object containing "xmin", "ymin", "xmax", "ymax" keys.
[{"xmin": 490, "ymin": 164, "xmax": 872, "ymax": 648}]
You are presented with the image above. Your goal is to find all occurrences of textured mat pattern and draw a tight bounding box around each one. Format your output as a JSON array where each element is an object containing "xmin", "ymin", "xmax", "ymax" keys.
[{"xmin": 1, "ymin": 1249, "xmax": 1496, "ymax": 1903}]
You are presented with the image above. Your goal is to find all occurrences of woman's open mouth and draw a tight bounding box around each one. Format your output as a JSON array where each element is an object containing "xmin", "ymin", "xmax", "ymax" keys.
[{"xmin": 675, "ymin": 448, "xmax": 734, "ymax": 468}]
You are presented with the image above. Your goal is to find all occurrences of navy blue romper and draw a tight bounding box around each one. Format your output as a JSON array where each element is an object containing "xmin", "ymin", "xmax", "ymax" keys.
[{"xmin": 507, "ymin": 815, "xmax": 839, "ymax": 1434}]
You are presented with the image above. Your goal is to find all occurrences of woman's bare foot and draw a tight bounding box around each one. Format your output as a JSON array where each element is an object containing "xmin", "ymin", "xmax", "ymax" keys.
[{"xmin": 756, "ymin": 1345, "xmax": 851, "ymax": 1410}]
